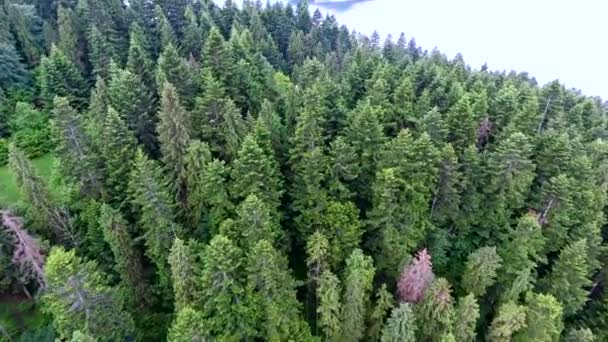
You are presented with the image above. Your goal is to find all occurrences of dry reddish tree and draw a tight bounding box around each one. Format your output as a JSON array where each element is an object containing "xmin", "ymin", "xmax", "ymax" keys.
[
  {"xmin": 397, "ymin": 248, "xmax": 433, "ymax": 303},
  {"xmin": 1, "ymin": 210, "xmax": 46, "ymax": 291}
]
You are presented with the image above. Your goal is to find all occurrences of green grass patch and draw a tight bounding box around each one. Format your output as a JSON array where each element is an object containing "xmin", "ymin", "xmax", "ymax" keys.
[{"xmin": 0, "ymin": 154, "xmax": 56, "ymax": 207}]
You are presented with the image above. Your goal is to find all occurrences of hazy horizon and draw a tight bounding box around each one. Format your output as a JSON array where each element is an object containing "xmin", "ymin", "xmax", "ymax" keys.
[{"xmin": 224, "ymin": 0, "xmax": 608, "ymax": 100}]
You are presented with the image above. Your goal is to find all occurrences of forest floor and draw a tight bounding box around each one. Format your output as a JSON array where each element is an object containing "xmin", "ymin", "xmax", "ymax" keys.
[{"xmin": 0, "ymin": 154, "xmax": 55, "ymax": 207}]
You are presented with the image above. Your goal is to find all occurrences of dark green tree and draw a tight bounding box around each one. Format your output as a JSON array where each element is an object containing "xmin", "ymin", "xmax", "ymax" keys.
[{"xmin": 39, "ymin": 46, "xmax": 87, "ymax": 109}]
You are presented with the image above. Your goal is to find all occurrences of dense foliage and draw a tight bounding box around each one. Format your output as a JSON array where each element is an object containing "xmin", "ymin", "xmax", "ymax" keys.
[{"xmin": 1, "ymin": 0, "xmax": 608, "ymax": 340}]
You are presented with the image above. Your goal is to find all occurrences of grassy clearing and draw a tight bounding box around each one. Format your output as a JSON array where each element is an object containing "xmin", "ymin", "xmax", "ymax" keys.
[{"xmin": 0, "ymin": 154, "xmax": 55, "ymax": 207}]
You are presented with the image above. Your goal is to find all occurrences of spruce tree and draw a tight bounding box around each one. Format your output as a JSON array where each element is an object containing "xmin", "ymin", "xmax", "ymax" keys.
[
  {"xmin": 317, "ymin": 270, "xmax": 342, "ymax": 340},
  {"xmin": 342, "ymin": 249, "xmax": 375, "ymax": 342},
  {"xmin": 488, "ymin": 301, "xmax": 527, "ymax": 342},
  {"xmin": 100, "ymin": 107, "xmax": 137, "ymax": 207},
  {"xmin": 39, "ymin": 46, "xmax": 87, "ymax": 109},
  {"xmin": 231, "ymin": 194, "xmax": 281, "ymax": 250},
  {"xmin": 514, "ymin": 293, "xmax": 564, "ymax": 342},
  {"xmin": 53, "ymin": 97, "xmax": 104, "ymax": 198},
  {"xmin": 107, "ymin": 66, "xmax": 157, "ymax": 156},
  {"xmin": 128, "ymin": 149, "xmax": 180, "ymax": 287},
  {"xmin": 381, "ymin": 303, "xmax": 417, "ymax": 342},
  {"xmin": 543, "ymin": 239, "xmax": 591, "ymax": 316},
  {"xmin": 168, "ymin": 238, "xmax": 199, "ymax": 312},
  {"xmin": 43, "ymin": 247, "xmax": 134, "ymax": 341},
  {"xmin": 157, "ymin": 81, "xmax": 191, "ymax": 211},
  {"xmin": 199, "ymin": 235, "xmax": 257, "ymax": 339},
  {"xmin": 181, "ymin": 6, "xmax": 202, "ymax": 60},
  {"xmin": 368, "ymin": 283, "xmax": 395, "ymax": 341},
  {"xmin": 98, "ymin": 204, "xmax": 149, "ymax": 310},
  {"xmin": 416, "ymin": 277, "xmax": 455, "ymax": 341},
  {"xmin": 230, "ymin": 134, "xmax": 283, "ymax": 211},
  {"xmin": 183, "ymin": 140, "xmax": 212, "ymax": 232},
  {"xmin": 167, "ymin": 307, "xmax": 209, "ymax": 342},
  {"xmin": 246, "ymin": 240, "xmax": 312, "ymax": 340},
  {"xmin": 453, "ymin": 294, "xmax": 479, "ymax": 342},
  {"xmin": 461, "ymin": 246, "xmax": 502, "ymax": 297},
  {"xmin": 156, "ymin": 42, "xmax": 197, "ymax": 109},
  {"xmin": 322, "ymin": 201, "xmax": 363, "ymax": 270},
  {"xmin": 201, "ymin": 158, "xmax": 234, "ymax": 236}
]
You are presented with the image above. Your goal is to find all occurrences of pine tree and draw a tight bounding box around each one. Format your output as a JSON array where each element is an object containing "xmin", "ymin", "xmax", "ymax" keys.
[
  {"xmin": 43, "ymin": 247, "xmax": 134, "ymax": 341},
  {"xmin": 225, "ymin": 194, "xmax": 281, "ymax": 251},
  {"xmin": 543, "ymin": 239, "xmax": 591, "ymax": 316},
  {"xmin": 343, "ymin": 99, "xmax": 386, "ymax": 204},
  {"xmin": 183, "ymin": 140, "xmax": 212, "ymax": 232},
  {"xmin": 53, "ymin": 97, "xmax": 104, "ymax": 198},
  {"xmin": 39, "ymin": 46, "xmax": 87, "ymax": 109},
  {"xmin": 488, "ymin": 301, "xmax": 527, "ymax": 342},
  {"xmin": 246, "ymin": 240, "xmax": 312, "ymax": 340},
  {"xmin": 126, "ymin": 23, "xmax": 156, "ymax": 97},
  {"xmin": 100, "ymin": 107, "xmax": 137, "ymax": 207},
  {"xmin": 9, "ymin": 145, "xmax": 75, "ymax": 245},
  {"xmin": 498, "ymin": 214, "xmax": 546, "ymax": 300},
  {"xmin": 453, "ymin": 294, "xmax": 479, "ymax": 342},
  {"xmin": 201, "ymin": 159, "xmax": 234, "ymax": 236},
  {"xmin": 107, "ymin": 66, "xmax": 157, "ymax": 156},
  {"xmin": 381, "ymin": 303, "xmax": 417, "ymax": 342},
  {"xmin": 461, "ymin": 246, "xmax": 502, "ymax": 297},
  {"xmin": 168, "ymin": 238, "xmax": 199, "ymax": 312},
  {"xmin": 181, "ymin": 6, "xmax": 202, "ymax": 60},
  {"xmin": 128, "ymin": 149, "xmax": 180, "ymax": 287},
  {"xmin": 0, "ymin": 43, "xmax": 29, "ymax": 90},
  {"xmin": 368, "ymin": 283, "xmax": 394, "ymax": 341},
  {"xmin": 342, "ymin": 249, "xmax": 375, "ymax": 341},
  {"xmin": 167, "ymin": 307, "xmax": 209, "ymax": 342},
  {"xmin": 98, "ymin": 204, "xmax": 148, "ymax": 310},
  {"xmin": 321, "ymin": 201, "xmax": 363, "ymax": 269},
  {"xmin": 230, "ymin": 134, "xmax": 283, "ymax": 211},
  {"xmin": 446, "ymin": 93, "xmax": 477, "ymax": 151},
  {"xmin": 430, "ymin": 143, "xmax": 461, "ymax": 225},
  {"xmin": 156, "ymin": 42, "xmax": 197, "ymax": 109},
  {"xmin": 199, "ymin": 235, "xmax": 257, "ymax": 339},
  {"xmin": 416, "ymin": 277, "xmax": 455, "ymax": 341},
  {"xmin": 317, "ymin": 270, "xmax": 342, "ymax": 340},
  {"xmin": 514, "ymin": 293, "xmax": 563, "ymax": 342},
  {"xmin": 157, "ymin": 82, "xmax": 191, "ymax": 210}
]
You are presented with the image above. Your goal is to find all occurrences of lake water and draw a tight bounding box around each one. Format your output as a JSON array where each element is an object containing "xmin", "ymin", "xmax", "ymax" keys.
[{"xmin": 218, "ymin": 0, "xmax": 608, "ymax": 99}]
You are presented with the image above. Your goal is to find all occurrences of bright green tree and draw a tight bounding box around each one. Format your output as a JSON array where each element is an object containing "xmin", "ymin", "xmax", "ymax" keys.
[
  {"xmin": 453, "ymin": 294, "xmax": 479, "ymax": 342},
  {"xmin": 167, "ymin": 307, "xmax": 209, "ymax": 342},
  {"xmin": 317, "ymin": 270, "xmax": 342, "ymax": 340},
  {"xmin": 488, "ymin": 301, "xmax": 527, "ymax": 342},
  {"xmin": 416, "ymin": 277, "xmax": 455, "ymax": 341},
  {"xmin": 128, "ymin": 149, "xmax": 180, "ymax": 287},
  {"xmin": 43, "ymin": 248, "xmax": 134, "ymax": 341},
  {"xmin": 199, "ymin": 235, "xmax": 257, "ymax": 340},
  {"xmin": 342, "ymin": 249, "xmax": 375, "ymax": 341},
  {"xmin": 246, "ymin": 240, "xmax": 312, "ymax": 340},
  {"xmin": 168, "ymin": 238, "xmax": 199, "ymax": 312},
  {"xmin": 514, "ymin": 293, "xmax": 563, "ymax": 342},
  {"xmin": 381, "ymin": 303, "xmax": 417, "ymax": 342},
  {"xmin": 543, "ymin": 239, "xmax": 591, "ymax": 316},
  {"xmin": 230, "ymin": 134, "xmax": 283, "ymax": 211},
  {"xmin": 157, "ymin": 81, "xmax": 191, "ymax": 210},
  {"xmin": 98, "ymin": 204, "xmax": 148, "ymax": 310},
  {"xmin": 461, "ymin": 246, "xmax": 502, "ymax": 297},
  {"xmin": 39, "ymin": 46, "xmax": 87, "ymax": 109}
]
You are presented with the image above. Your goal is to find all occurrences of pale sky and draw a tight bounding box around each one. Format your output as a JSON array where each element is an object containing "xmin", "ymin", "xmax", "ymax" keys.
[
  {"xmin": 310, "ymin": 0, "xmax": 608, "ymax": 99},
  {"xmin": 221, "ymin": 0, "xmax": 608, "ymax": 99}
]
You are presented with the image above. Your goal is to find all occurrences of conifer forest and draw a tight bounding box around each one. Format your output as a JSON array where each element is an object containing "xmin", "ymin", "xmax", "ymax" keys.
[{"xmin": 1, "ymin": 0, "xmax": 608, "ymax": 340}]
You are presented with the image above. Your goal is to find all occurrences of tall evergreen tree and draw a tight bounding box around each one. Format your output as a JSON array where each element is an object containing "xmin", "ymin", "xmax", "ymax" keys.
[
  {"xmin": 39, "ymin": 46, "xmax": 87, "ymax": 109},
  {"xmin": 514, "ymin": 293, "xmax": 563, "ymax": 342},
  {"xmin": 461, "ymin": 246, "xmax": 502, "ymax": 297},
  {"xmin": 157, "ymin": 81, "xmax": 191, "ymax": 211},
  {"xmin": 168, "ymin": 238, "xmax": 199, "ymax": 312},
  {"xmin": 341, "ymin": 249, "xmax": 375, "ymax": 341},
  {"xmin": 488, "ymin": 301, "xmax": 527, "ymax": 342},
  {"xmin": 43, "ymin": 247, "xmax": 134, "ymax": 341},
  {"xmin": 453, "ymin": 294, "xmax": 479, "ymax": 342},
  {"xmin": 128, "ymin": 149, "xmax": 180, "ymax": 287},
  {"xmin": 98, "ymin": 204, "xmax": 148, "ymax": 310},
  {"xmin": 198, "ymin": 235, "xmax": 257, "ymax": 339},
  {"xmin": 381, "ymin": 303, "xmax": 417, "ymax": 342}
]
